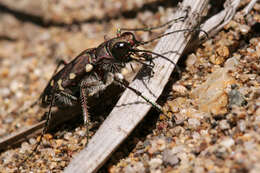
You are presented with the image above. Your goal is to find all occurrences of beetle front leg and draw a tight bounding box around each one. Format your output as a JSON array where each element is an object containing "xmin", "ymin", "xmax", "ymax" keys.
[
  {"xmin": 114, "ymin": 73, "xmax": 164, "ymax": 114},
  {"xmin": 86, "ymin": 72, "xmax": 115, "ymax": 97}
]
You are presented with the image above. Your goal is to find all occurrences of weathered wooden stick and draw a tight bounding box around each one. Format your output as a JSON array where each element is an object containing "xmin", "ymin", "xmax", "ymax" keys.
[
  {"xmin": 0, "ymin": 105, "xmax": 82, "ymax": 150},
  {"xmin": 0, "ymin": 121, "xmax": 45, "ymax": 150},
  {"xmin": 64, "ymin": 0, "xmax": 209, "ymax": 172}
]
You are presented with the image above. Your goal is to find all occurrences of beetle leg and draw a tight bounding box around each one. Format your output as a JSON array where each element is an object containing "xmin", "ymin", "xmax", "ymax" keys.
[
  {"xmin": 86, "ymin": 72, "xmax": 115, "ymax": 97},
  {"xmin": 79, "ymin": 72, "xmax": 116, "ymax": 142},
  {"xmin": 55, "ymin": 91, "xmax": 78, "ymax": 107},
  {"xmin": 53, "ymin": 59, "xmax": 68, "ymax": 74},
  {"xmin": 114, "ymin": 73, "xmax": 164, "ymax": 114},
  {"xmin": 79, "ymin": 79, "xmax": 104, "ymax": 143},
  {"xmin": 79, "ymin": 82, "xmax": 90, "ymax": 143}
]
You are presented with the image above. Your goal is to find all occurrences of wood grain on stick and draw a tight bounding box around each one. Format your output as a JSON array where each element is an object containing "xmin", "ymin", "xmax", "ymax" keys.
[{"xmin": 65, "ymin": 0, "xmax": 209, "ymax": 172}]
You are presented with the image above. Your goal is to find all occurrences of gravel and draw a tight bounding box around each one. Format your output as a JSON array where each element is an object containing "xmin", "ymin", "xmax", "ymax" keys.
[{"xmin": 0, "ymin": 0, "xmax": 259, "ymax": 172}]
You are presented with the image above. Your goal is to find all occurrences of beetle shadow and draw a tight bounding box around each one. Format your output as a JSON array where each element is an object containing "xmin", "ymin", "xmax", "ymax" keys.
[
  {"xmin": 46, "ymin": 83, "xmax": 126, "ymax": 134},
  {"xmin": 133, "ymin": 50, "xmax": 181, "ymax": 99},
  {"xmin": 98, "ymin": 62, "xmax": 182, "ymax": 172}
]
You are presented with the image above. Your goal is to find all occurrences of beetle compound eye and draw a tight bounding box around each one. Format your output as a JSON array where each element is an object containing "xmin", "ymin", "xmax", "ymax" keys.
[{"xmin": 111, "ymin": 42, "xmax": 131, "ymax": 61}]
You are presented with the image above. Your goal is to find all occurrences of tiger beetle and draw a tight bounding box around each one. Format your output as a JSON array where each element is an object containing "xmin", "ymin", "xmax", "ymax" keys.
[{"xmin": 18, "ymin": 14, "xmax": 208, "ymax": 166}]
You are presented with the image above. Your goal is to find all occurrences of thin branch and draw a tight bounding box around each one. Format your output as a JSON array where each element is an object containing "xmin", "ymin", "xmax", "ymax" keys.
[
  {"xmin": 242, "ymin": 0, "xmax": 258, "ymax": 15},
  {"xmin": 199, "ymin": 0, "xmax": 241, "ymax": 39}
]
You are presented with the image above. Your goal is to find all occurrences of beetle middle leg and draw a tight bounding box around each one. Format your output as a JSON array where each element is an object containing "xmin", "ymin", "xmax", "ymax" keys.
[
  {"xmin": 79, "ymin": 84, "xmax": 90, "ymax": 143},
  {"xmin": 79, "ymin": 72, "xmax": 115, "ymax": 142}
]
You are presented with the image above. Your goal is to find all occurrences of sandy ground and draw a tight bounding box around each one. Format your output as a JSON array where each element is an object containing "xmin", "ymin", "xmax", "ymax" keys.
[{"xmin": 0, "ymin": 0, "xmax": 259, "ymax": 172}]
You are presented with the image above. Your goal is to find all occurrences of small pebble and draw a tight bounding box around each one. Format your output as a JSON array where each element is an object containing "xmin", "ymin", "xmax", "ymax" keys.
[
  {"xmin": 162, "ymin": 149, "xmax": 180, "ymax": 166},
  {"xmin": 239, "ymin": 24, "xmax": 250, "ymax": 34},
  {"xmin": 124, "ymin": 162, "xmax": 145, "ymax": 173},
  {"xmin": 191, "ymin": 68, "xmax": 235, "ymax": 115},
  {"xmin": 228, "ymin": 86, "xmax": 247, "ymax": 107},
  {"xmin": 0, "ymin": 88, "xmax": 11, "ymax": 97},
  {"xmin": 220, "ymin": 138, "xmax": 234, "ymax": 148},
  {"xmin": 185, "ymin": 53, "xmax": 197, "ymax": 67},
  {"xmin": 20, "ymin": 142, "xmax": 31, "ymax": 154},
  {"xmin": 29, "ymin": 138, "xmax": 37, "ymax": 145},
  {"xmin": 224, "ymin": 56, "xmax": 239, "ymax": 70},
  {"xmin": 219, "ymin": 120, "xmax": 230, "ymax": 130},
  {"xmin": 188, "ymin": 118, "xmax": 201, "ymax": 129},
  {"xmin": 149, "ymin": 158, "xmax": 162, "ymax": 170},
  {"xmin": 172, "ymin": 84, "xmax": 187, "ymax": 95},
  {"xmin": 238, "ymin": 120, "xmax": 246, "ymax": 132},
  {"xmin": 3, "ymin": 116, "xmax": 14, "ymax": 124}
]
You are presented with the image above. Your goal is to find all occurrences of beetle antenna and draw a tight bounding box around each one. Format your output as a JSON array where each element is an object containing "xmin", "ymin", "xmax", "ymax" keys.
[
  {"xmin": 131, "ymin": 49, "xmax": 182, "ymax": 75},
  {"xmin": 118, "ymin": 15, "xmax": 187, "ymax": 33},
  {"xmin": 138, "ymin": 28, "xmax": 208, "ymax": 45}
]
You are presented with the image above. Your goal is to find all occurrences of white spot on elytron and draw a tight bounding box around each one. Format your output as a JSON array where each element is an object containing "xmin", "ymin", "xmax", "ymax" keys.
[
  {"xmin": 45, "ymin": 95, "xmax": 48, "ymax": 102},
  {"xmin": 85, "ymin": 64, "xmax": 93, "ymax": 72},
  {"xmin": 88, "ymin": 57, "xmax": 92, "ymax": 63},
  {"xmin": 57, "ymin": 79, "xmax": 64, "ymax": 90},
  {"xmin": 50, "ymin": 80, "xmax": 54, "ymax": 86},
  {"xmin": 121, "ymin": 68, "xmax": 128, "ymax": 76},
  {"xmin": 69, "ymin": 73, "xmax": 76, "ymax": 79}
]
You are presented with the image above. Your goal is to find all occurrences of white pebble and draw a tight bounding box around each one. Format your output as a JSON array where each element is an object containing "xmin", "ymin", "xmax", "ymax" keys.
[
  {"xmin": 219, "ymin": 120, "xmax": 230, "ymax": 130},
  {"xmin": 238, "ymin": 120, "xmax": 246, "ymax": 132},
  {"xmin": 149, "ymin": 158, "xmax": 162, "ymax": 170},
  {"xmin": 220, "ymin": 138, "xmax": 234, "ymax": 148},
  {"xmin": 188, "ymin": 118, "xmax": 201, "ymax": 129}
]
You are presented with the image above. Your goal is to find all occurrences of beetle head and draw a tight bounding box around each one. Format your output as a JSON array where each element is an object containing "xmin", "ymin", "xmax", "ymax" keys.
[{"xmin": 107, "ymin": 32, "xmax": 139, "ymax": 62}]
